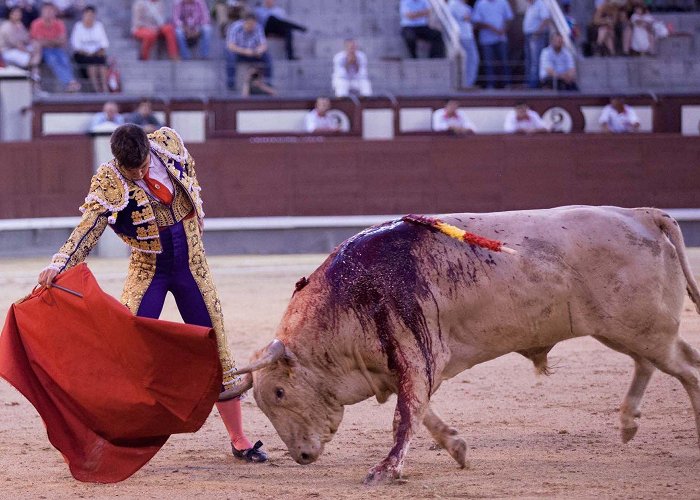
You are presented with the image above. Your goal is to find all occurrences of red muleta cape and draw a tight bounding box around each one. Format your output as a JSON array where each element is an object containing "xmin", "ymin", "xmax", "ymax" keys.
[{"xmin": 0, "ymin": 263, "xmax": 222, "ymax": 483}]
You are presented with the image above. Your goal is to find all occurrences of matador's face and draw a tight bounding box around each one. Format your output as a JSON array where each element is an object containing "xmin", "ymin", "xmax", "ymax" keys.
[{"xmin": 120, "ymin": 153, "xmax": 150, "ymax": 181}]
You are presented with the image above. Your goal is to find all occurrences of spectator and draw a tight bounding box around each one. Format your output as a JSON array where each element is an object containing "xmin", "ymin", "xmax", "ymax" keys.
[
  {"xmin": 448, "ymin": 0, "xmax": 479, "ymax": 88},
  {"xmin": 332, "ymin": 38, "xmax": 372, "ymax": 98},
  {"xmin": 522, "ymin": 0, "xmax": 550, "ymax": 89},
  {"xmin": 89, "ymin": 100, "xmax": 124, "ymax": 131},
  {"xmin": 305, "ymin": 97, "xmax": 339, "ymax": 133},
  {"xmin": 173, "ymin": 0, "xmax": 212, "ymax": 60},
  {"xmin": 30, "ymin": 2, "xmax": 80, "ymax": 92},
  {"xmin": 0, "ymin": 1, "xmax": 39, "ymax": 29},
  {"xmin": 400, "ymin": 0, "xmax": 445, "ymax": 59},
  {"xmin": 599, "ymin": 97, "xmax": 640, "ymax": 133},
  {"xmin": 630, "ymin": 5, "xmax": 655, "ymax": 55},
  {"xmin": 241, "ymin": 66, "xmax": 277, "ymax": 96},
  {"xmin": 52, "ymin": 0, "xmax": 82, "ymax": 19},
  {"xmin": 504, "ymin": 102, "xmax": 548, "ymax": 133},
  {"xmin": 255, "ymin": 0, "xmax": 307, "ymax": 61},
  {"xmin": 593, "ymin": 0, "xmax": 631, "ymax": 56},
  {"xmin": 225, "ymin": 13, "xmax": 272, "ymax": 91},
  {"xmin": 432, "ymin": 100, "xmax": 476, "ymax": 134},
  {"xmin": 539, "ymin": 32, "xmax": 578, "ymax": 90},
  {"xmin": 212, "ymin": 0, "xmax": 245, "ymax": 37},
  {"xmin": 131, "ymin": 0, "xmax": 179, "ymax": 61},
  {"xmin": 70, "ymin": 5, "xmax": 109, "ymax": 93},
  {"xmin": 125, "ymin": 99, "xmax": 162, "ymax": 133},
  {"xmin": 0, "ymin": 6, "xmax": 40, "ymax": 77},
  {"xmin": 472, "ymin": 0, "xmax": 514, "ymax": 89}
]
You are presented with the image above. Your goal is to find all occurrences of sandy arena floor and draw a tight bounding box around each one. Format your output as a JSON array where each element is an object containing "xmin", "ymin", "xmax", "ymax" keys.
[{"xmin": 1, "ymin": 251, "xmax": 700, "ymax": 499}]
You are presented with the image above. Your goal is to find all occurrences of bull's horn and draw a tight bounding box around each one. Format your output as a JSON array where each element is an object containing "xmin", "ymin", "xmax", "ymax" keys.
[
  {"xmin": 231, "ymin": 339, "xmax": 286, "ymax": 375},
  {"xmin": 219, "ymin": 373, "xmax": 252, "ymax": 400}
]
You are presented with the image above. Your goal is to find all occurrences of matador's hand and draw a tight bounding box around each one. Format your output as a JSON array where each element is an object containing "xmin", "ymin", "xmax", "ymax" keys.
[{"xmin": 38, "ymin": 267, "xmax": 59, "ymax": 287}]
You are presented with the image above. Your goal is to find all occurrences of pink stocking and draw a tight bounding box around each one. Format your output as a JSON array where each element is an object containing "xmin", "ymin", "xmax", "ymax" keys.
[{"xmin": 216, "ymin": 398, "xmax": 253, "ymax": 450}]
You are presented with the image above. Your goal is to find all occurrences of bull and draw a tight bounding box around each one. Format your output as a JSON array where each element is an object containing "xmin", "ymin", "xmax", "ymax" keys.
[{"xmin": 229, "ymin": 206, "xmax": 700, "ymax": 484}]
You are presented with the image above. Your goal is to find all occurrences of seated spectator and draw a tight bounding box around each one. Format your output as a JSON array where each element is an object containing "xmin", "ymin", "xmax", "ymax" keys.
[
  {"xmin": 30, "ymin": 2, "xmax": 80, "ymax": 92},
  {"xmin": 472, "ymin": 0, "xmax": 514, "ymax": 89},
  {"xmin": 0, "ymin": 1, "xmax": 39, "ymax": 29},
  {"xmin": 630, "ymin": 5, "xmax": 655, "ymax": 55},
  {"xmin": 131, "ymin": 0, "xmax": 179, "ymax": 61},
  {"xmin": 225, "ymin": 13, "xmax": 272, "ymax": 91},
  {"xmin": 400, "ymin": 0, "xmax": 445, "ymax": 59},
  {"xmin": 125, "ymin": 99, "xmax": 162, "ymax": 133},
  {"xmin": 255, "ymin": 0, "xmax": 307, "ymax": 61},
  {"xmin": 89, "ymin": 100, "xmax": 124, "ymax": 132},
  {"xmin": 305, "ymin": 97, "xmax": 339, "ymax": 133},
  {"xmin": 173, "ymin": 0, "xmax": 212, "ymax": 60},
  {"xmin": 599, "ymin": 97, "xmax": 640, "ymax": 133},
  {"xmin": 70, "ymin": 5, "xmax": 109, "ymax": 93},
  {"xmin": 332, "ymin": 38, "xmax": 372, "ymax": 98},
  {"xmin": 592, "ymin": 1, "xmax": 616, "ymax": 56},
  {"xmin": 504, "ymin": 103, "xmax": 548, "ymax": 134},
  {"xmin": 448, "ymin": 0, "xmax": 479, "ymax": 89},
  {"xmin": 212, "ymin": 0, "xmax": 245, "ymax": 37},
  {"xmin": 539, "ymin": 32, "xmax": 578, "ymax": 91},
  {"xmin": 0, "ymin": 6, "xmax": 40, "ymax": 78},
  {"xmin": 52, "ymin": 0, "xmax": 81, "ymax": 19},
  {"xmin": 433, "ymin": 100, "xmax": 476, "ymax": 134},
  {"xmin": 242, "ymin": 66, "xmax": 277, "ymax": 97}
]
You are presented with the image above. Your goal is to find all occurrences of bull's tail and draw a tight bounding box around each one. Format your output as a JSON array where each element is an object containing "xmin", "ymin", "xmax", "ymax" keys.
[{"xmin": 654, "ymin": 210, "xmax": 700, "ymax": 314}]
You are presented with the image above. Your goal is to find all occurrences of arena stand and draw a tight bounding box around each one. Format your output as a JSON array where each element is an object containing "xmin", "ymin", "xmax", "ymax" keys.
[{"xmin": 1, "ymin": 1, "xmax": 700, "ymax": 258}]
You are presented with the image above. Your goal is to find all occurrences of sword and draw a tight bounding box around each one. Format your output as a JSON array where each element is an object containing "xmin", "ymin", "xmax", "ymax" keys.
[{"xmin": 49, "ymin": 283, "xmax": 83, "ymax": 298}]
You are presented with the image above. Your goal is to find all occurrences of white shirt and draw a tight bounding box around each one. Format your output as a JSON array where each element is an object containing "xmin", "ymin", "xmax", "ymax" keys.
[
  {"xmin": 504, "ymin": 109, "xmax": 547, "ymax": 133},
  {"xmin": 332, "ymin": 49, "xmax": 369, "ymax": 81},
  {"xmin": 70, "ymin": 20, "xmax": 109, "ymax": 54},
  {"xmin": 432, "ymin": 108, "xmax": 477, "ymax": 132},
  {"xmin": 449, "ymin": 0, "xmax": 475, "ymax": 40},
  {"xmin": 539, "ymin": 45, "xmax": 575, "ymax": 80},
  {"xmin": 522, "ymin": 0, "xmax": 550, "ymax": 35},
  {"xmin": 305, "ymin": 110, "xmax": 339, "ymax": 133},
  {"xmin": 136, "ymin": 153, "xmax": 174, "ymax": 197},
  {"xmin": 598, "ymin": 104, "xmax": 640, "ymax": 133}
]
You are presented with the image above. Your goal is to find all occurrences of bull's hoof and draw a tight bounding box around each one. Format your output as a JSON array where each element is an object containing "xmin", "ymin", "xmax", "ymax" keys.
[
  {"xmin": 621, "ymin": 425, "xmax": 638, "ymax": 443},
  {"xmin": 363, "ymin": 464, "xmax": 401, "ymax": 486},
  {"xmin": 447, "ymin": 438, "xmax": 469, "ymax": 469}
]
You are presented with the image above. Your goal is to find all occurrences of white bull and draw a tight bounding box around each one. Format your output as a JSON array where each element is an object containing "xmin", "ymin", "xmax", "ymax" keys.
[{"xmin": 231, "ymin": 206, "xmax": 700, "ymax": 484}]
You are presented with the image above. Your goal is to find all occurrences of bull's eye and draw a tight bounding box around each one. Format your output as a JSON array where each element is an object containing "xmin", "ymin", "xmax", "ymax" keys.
[{"xmin": 275, "ymin": 388, "xmax": 285, "ymax": 399}]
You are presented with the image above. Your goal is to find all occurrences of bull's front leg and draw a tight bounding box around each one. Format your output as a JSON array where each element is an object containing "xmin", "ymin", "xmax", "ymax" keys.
[{"xmin": 363, "ymin": 381, "xmax": 429, "ymax": 485}]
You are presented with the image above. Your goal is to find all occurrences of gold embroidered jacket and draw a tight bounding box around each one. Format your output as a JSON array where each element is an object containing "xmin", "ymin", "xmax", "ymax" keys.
[{"xmin": 48, "ymin": 127, "xmax": 205, "ymax": 272}]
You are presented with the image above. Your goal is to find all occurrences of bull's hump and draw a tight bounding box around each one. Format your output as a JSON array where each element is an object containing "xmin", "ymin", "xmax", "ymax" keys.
[{"xmin": 324, "ymin": 219, "xmax": 437, "ymax": 388}]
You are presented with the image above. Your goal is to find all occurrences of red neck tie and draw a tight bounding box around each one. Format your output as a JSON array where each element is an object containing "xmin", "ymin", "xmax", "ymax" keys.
[{"xmin": 143, "ymin": 170, "xmax": 173, "ymax": 205}]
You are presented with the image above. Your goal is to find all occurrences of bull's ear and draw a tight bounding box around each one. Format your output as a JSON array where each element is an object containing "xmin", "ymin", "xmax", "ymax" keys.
[{"xmin": 282, "ymin": 347, "xmax": 298, "ymax": 368}]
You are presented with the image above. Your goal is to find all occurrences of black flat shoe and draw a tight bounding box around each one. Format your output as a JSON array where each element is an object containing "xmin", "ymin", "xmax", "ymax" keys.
[{"xmin": 231, "ymin": 440, "xmax": 268, "ymax": 463}]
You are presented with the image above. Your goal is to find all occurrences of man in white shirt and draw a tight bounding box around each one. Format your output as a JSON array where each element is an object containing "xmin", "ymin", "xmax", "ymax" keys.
[
  {"xmin": 472, "ymin": 0, "xmax": 514, "ymax": 88},
  {"xmin": 599, "ymin": 97, "xmax": 640, "ymax": 133},
  {"xmin": 332, "ymin": 38, "xmax": 372, "ymax": 98},
  {"xmin": 504, "ymin": 102, "xmax": 548, "ymax": 134},
  {"xmin": 305, "ymin": 97, "xmax": 340, "ymax": 133},
  {"xmin": 448, "ymin": 0, "xmax": 479, "ymax": 88},
  {"xmin": 522, "ymin": 0, "xmax": 550, "ymax": 89},
  {"xmin": 432, "ymin": 100, "xmax": 476, "ymax": 134},
  {"xmin": 539, "ymin": 32, "xmax": 577, "ymax": 91}
]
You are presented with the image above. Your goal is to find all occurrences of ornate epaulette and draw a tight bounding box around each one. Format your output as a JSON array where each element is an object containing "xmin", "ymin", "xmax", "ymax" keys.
[
  {"xmin": 81, "ymin": 162, "xmax": 129, "ymax": 223},
  {"xmin": 148, "ymin": 126, "xmax": 190, "ymax": 164}
]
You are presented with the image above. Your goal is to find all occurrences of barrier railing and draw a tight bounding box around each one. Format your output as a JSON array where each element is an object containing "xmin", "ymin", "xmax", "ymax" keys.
[{"xmin": 426, "ymin": 0, "xmax": 467, "ymax": 87}]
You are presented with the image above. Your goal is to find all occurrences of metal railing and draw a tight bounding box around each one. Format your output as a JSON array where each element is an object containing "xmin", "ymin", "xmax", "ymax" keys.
[
  {"xmin": 426, "ymin": 0, "xmax": 467, "ymax": 87},
  {"xmin": 542, "ymin": 0, "xmax": 576, "ymax": 53}
]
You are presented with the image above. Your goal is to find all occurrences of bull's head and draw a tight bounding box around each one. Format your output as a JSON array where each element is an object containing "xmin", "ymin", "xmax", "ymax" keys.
[{"xmin": 227, "ymin": 339, "xmax": 344, "ymax": 465}]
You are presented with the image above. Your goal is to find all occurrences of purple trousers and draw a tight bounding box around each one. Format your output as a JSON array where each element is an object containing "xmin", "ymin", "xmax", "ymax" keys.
[{"xmin": 136, "ymin": 221, "xmax": 212, "ymax": 330}]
